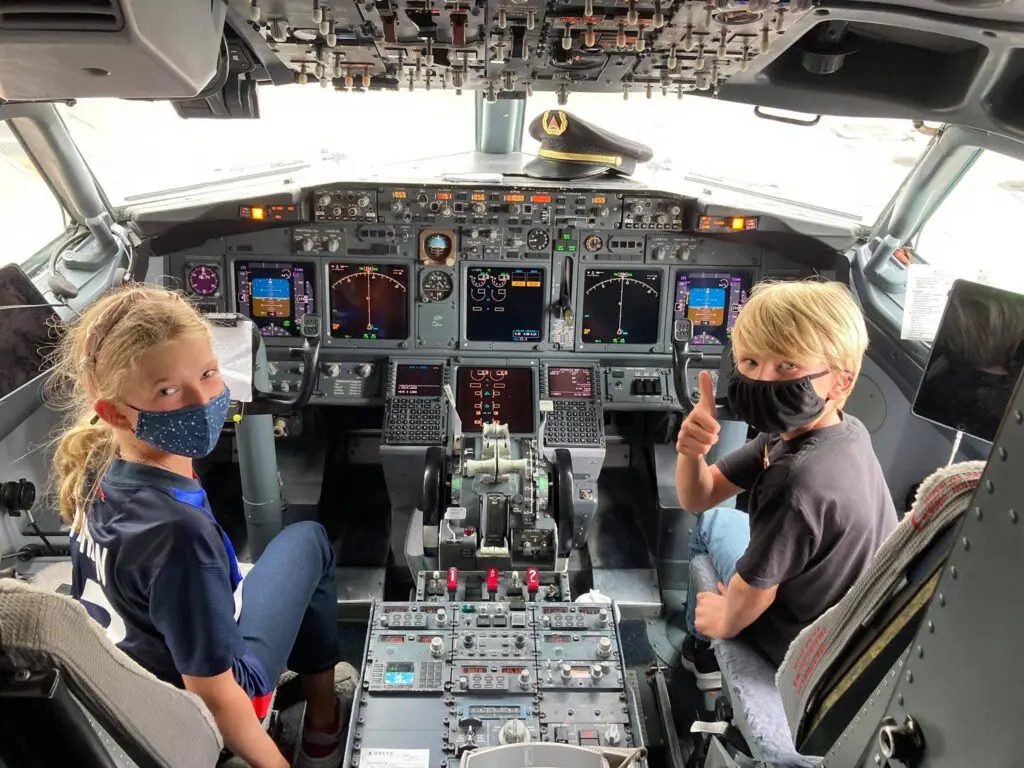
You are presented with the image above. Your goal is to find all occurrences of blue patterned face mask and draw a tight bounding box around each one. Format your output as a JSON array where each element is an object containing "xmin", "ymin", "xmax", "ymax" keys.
[{"xmin": 126, "ymin": 388, "xmax": 231, "ymax": 457}]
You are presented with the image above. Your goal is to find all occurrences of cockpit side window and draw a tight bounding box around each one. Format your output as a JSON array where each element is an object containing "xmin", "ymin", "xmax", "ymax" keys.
[
  {"xmin": 0, "ymin": 121, "xmax": 69, "ymax": 271},
  {"xmin": 912, "ymin": 149, "xmax": 1024, "ymax": 294}
]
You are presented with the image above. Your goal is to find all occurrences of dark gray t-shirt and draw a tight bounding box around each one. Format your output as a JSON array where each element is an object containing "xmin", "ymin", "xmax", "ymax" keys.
[{"xmin": 715, "ymin": 414, "xmax": 897, "ymax": 666}]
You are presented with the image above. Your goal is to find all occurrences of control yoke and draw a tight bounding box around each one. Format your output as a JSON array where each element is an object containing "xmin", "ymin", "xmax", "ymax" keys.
[
  {"xmin": 671, "ymin": 317, "xmax": 735, "ymax": 417},
  {"xmin": 250, "ymin": 314, "xmax": 323, "ymax": 414}
]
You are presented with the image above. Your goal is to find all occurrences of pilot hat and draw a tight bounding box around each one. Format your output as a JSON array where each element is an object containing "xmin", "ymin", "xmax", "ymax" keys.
[{"xmin": 523, "ymin": 110, "xmax": 654, "ymax": 180}]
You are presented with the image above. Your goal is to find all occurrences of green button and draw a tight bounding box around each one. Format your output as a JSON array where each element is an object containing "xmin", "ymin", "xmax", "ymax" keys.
[
  {"xmin": 538, "ymin": 476, "xmax": 549, "ymax": 491},
  {"xmin": 452, "ymin": 477, "xmax": 462, "ymax": 490}
]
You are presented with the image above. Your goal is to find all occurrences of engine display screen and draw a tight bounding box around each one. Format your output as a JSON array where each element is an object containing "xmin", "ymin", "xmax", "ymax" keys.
[
  {"xmin": 383, "ymin": 662, "xmax": 416, "ymax": 687},
  {"xmin": 456, "ymin": 367, "xmax": 535, "ymax": 434},
  {"xmin": 674, "ymin": 270, "xmax": 752, "ymax": 348},
  {"xmin": 328, "ymin": 263, "xmax": 409, "ymax": 340},
  {"xmin": 235, "ymin": 261, "xmax": 316, "ymax": 337},
  {"xmin": 581, "ymin": 268, "xmax": 662, "ymax": 345},
  {"xmin": 395, "ymin": 364, "xmax": 444, "ymax": 397},
  {"xmin": 547, "ymin": 367, "xmax": 594, "ymax": 399},
  {"xmin": 465, "ymin": 266, "xmax": 545, "ymax": 343}
]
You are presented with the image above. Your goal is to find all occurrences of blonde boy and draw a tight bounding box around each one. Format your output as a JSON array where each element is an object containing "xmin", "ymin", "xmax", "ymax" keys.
[{"xmin": 675, "ymin": 281, "xmax": 897, "ymax": 685}]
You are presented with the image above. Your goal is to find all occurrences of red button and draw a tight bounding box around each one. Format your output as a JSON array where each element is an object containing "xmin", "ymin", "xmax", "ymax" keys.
[
  {"xmin": 526, "ymin": 567, "xmax": 540, "ymax": 592},
  {"xmin": 486, "ymin": 568, "xmax": 499, "ymax": 592},
  {"xmin": 447, "ymin": 567, "xmax": 459, "ymax": 591}
]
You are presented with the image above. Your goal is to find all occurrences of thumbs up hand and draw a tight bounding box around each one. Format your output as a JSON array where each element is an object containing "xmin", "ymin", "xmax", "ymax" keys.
[{"xmin": 675, "ymin": 371, "xmax": 721, "ymax": 459}]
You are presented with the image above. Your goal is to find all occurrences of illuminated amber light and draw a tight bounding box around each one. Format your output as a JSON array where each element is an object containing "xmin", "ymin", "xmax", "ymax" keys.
[
  {"xmin": 251, "ymin": 207, "xmax": 265, "ymax": 220},
  {"xmin": 730, "ymin": 217, "xmax": 745, "ymax": 230}
]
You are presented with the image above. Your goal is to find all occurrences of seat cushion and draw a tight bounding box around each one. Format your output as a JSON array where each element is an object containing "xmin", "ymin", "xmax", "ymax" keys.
[
  {"xmin": 0, "ymin": 578, "xmax": 222, "ymax": 768},
  {"xmin": 690, "ymin": 554, "xmax": 819, "ymax": 768}
]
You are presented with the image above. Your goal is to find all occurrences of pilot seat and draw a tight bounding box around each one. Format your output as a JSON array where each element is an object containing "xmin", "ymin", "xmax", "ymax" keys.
[{"xmin": 689, "ymin": 460, "xmax": 985, "ymax": 768}]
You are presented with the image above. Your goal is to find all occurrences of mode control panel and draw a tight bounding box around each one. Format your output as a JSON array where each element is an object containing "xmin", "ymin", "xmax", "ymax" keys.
[{"xmin": 346, "ymin": 596, "xmax": 643, "ymax": 767}]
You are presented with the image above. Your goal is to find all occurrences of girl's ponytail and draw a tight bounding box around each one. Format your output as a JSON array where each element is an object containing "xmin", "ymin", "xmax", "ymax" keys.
[{"xmin": 52, "ymin": 413, "xmax": 117, "ymax": 527}]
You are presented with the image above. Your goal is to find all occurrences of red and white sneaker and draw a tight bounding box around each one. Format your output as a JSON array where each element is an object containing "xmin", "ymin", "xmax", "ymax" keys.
[{"xmin": 294, "ymin": 663, "xmax": 358, "ymax": 768}]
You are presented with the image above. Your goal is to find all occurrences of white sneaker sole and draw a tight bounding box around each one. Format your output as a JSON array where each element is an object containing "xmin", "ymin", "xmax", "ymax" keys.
[{"xmin": 680, "ymin": 655, "xmax": 722, "ymax": 691}]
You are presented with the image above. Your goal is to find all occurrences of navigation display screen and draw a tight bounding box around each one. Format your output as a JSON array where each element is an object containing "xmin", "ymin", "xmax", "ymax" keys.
[
  {"xmin": 913, "ymin": 280, "xmax": 1024, "ymax": 442},
  {"xmin": 235, "ymin": 261, "xmax": 316, "ymax": 337},
  {"xmin": 456, "ymin": 367, "xmax": 535, "ymax": 434},
  {"xmin": 328, "ymin": 263, "xmax": 409, "ymax": 340},
  {"xmin": 581, "ymin": 268, "xmax": 662, "ymax": 345},
  {"xmin": 674, "ymin": 270, "xmax": 753, "ymax": 348},
  {"xmin": 547, "ymin": 367, "xmax": 594, "ymax": 399},
  {"xmin": 465, "ymin": 266, "xmax": 544, "ymax": 343},
  {"xmin": 0, "ymin": 265, "xmax": 61, "ymax": 400},
  {"xmin": 395, "ymin": 364, "xmax": 444, "ymax": 397}
]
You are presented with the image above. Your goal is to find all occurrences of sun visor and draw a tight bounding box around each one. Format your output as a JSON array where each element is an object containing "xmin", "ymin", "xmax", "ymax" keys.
[{"xmin": 0, "ymin": 0, "xmax": 227, "ymax": 101}]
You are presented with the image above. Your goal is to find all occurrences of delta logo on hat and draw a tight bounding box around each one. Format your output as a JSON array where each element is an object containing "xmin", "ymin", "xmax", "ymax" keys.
[{"xmin": 542, "ymin": 111, "xmax": 568, "ymax": 136}]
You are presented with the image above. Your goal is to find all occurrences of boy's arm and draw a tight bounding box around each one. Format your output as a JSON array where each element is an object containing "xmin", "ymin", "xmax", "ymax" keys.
[
  {"xmin": 675, "ymin": 372, "xmax": 744, "ymax": 514},
  {"xmin": 695, "ymin": 575, "xmax": 778, "ymax": 639}
]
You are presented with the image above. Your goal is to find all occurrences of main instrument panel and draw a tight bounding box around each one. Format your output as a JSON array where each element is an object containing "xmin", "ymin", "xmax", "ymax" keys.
[{"xmin": 170, "ymin": 181, "xmax": 825, "ymax": 409}]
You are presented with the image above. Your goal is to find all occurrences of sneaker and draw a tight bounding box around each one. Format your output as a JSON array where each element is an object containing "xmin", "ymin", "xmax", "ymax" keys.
[
  {"xmin": 294, "ymin": 663, "xmax": 360, "ymax": 768},
  {"xmin": 681, "ymin": 634, "xmax": 722, "ymax": 691}
]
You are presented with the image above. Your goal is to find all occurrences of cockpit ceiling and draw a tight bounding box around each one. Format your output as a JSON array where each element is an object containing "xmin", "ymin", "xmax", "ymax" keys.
[{"xmin": 1, "ymin": 0, "xmax": 1024, "ymax": 137}]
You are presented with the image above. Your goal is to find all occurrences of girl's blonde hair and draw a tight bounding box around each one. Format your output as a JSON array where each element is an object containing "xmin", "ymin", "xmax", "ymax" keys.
[
  {"xmin": 732, "ymin": 280, "xmax": 869, "ymax": 375},
  {"xmin": 48, "ymin": 285, "xmax": 210, "ymax": 528}
]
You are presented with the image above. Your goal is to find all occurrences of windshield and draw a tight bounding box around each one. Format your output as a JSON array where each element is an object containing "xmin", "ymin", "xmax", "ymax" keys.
[{"xmin": 60, "ymin": 86, "xmax": 932, "ymax": 222}]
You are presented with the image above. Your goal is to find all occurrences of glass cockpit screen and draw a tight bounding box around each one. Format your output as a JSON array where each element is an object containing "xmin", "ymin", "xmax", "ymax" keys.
[
  {"xmin": 235, "ymin": 261, "xmax": 316, "ymax": 337},
  {"xmin": 581, "ymin": 268, "xmax": 662, "ymax": 345},
  {"xmin": 328, "ymin": 263, "xmax": 409, "ymax": 340},
  {"xmin": 674, "ymin": 271, "xmax": 752, "ymax": 348},
  {"xmin": 465, "ymin": 266, "xmax": 544, "ymax": 343},
  {"xmin": 395, "ymin": 364, "xmax": 444, "ymax": 397},
  {"xmin": 456, "ymin": 367, "xmax": 535, "ymax": 434},
  {"xmin": 547, "ymin": 367, "xmax": 594, "ymax": 399}
]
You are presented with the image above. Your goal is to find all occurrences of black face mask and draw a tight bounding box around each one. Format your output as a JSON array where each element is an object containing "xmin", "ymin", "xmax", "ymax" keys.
[{"xmin": 727, "ymin": 370, "xmax": 830, "ymax": 434}]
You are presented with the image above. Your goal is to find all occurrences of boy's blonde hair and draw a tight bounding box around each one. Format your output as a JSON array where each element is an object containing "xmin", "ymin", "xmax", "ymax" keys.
[
  {"xmin": 47, "ymin": 285, "xmax": 210, "ymax": 528},
  {"xmin": 731, "ymin": 280, "xmax": 868, "ymax": 375}
]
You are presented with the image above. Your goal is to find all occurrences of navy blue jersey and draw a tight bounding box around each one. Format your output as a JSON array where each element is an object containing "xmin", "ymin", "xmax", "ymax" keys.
[{"xmin": 70, "ymin": 459, "xmax": 272, "ymax": 702}]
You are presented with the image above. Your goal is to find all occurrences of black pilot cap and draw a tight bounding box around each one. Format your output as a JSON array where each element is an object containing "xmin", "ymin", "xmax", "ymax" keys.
[{"xmin": 523, "ymin": 110, "xmax": 654, "ymax": 180}]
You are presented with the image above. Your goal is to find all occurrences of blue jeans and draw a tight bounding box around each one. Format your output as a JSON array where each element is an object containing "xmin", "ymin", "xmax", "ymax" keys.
[
  {"xmin": 685, "ymin": 507, "xmax": 751, "ymax": 639},
  {"xmin": 238, "ymin": 521, "xmax": 340, "ymax": 685}
]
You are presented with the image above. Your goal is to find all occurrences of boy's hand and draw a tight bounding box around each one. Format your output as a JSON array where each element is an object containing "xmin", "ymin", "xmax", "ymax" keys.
[{"xmin": 676, "ymin": 371, "xmax": 721, "ymax": 459}]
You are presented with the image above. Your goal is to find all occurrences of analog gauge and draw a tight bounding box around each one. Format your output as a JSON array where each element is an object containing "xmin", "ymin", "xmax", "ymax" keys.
[
  {"xmin": 527, "ymin": 228, "xmax": 551, "ymax": 251},
  {"xmin": 187, "ymin": 265, "xmax": 220, "ymax": 296},
  {"xmin": 584, "ymin": 234, "xmax": 604, "ymax": 253},
  {"xmin": 421, "ymin": 270, "xmax": 454, "ymax": 302}
]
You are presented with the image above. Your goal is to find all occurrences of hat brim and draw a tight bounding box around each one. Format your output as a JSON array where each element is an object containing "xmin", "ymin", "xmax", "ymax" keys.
[{"xmin": 522, "ymin": 156, "xmax": 612, "ymax": 180}]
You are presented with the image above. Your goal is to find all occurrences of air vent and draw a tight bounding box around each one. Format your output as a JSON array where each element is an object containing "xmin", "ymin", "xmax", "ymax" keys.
[{"xmin": 0, "ymin": 0, "xmax": 124, "ymax": 32}]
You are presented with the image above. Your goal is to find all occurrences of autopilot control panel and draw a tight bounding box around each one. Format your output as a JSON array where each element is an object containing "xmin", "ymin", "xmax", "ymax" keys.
[{"xmin": 346, "ymin": 593, "xmax": 642, "ymax": 768}]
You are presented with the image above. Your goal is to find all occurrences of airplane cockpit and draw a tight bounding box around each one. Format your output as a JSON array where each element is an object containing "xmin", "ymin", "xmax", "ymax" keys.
[{"xmin": 1, "ymin": 1, "xmax": 1023, "ymax": 767}]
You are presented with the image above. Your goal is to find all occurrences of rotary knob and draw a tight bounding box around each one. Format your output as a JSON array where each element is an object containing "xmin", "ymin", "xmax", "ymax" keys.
[
  {"xmin": 441, "ymin": 206, "xmax": 453, "ymax": 218},
  {"xmin": 327, "ymin": 238, "xmax": 340, "ymax": 253},
  {"xmin": 472, "ymin": 202, "xmax": 487, "ymax": 215},
  {"xmin": 463, "ymin": 634, "xmax": 476, "ymax": 648},
  {"xmin": 416, "ymin": 193, "xmax": 429, "ymax": 206},
  {"xmin": 356, "ymin": 363, "xmax": 373, "ymax": 379},
  {"xmin": 436, "ymin": 608, "xmax": 448, "ymax": 624},
  {"xmin": 430, "ymin": 636, "xmax": 446, "ymax": 658},
  {"xmin": 330, "ymin": 205, "xmax": 343, "ymax": 218},
  {"xmin": 325, "ymin": 364, "xmax": 341, "ymax": 378},
  {"xmin": 302, "ymin": 236, "xmax": 315, "ymax": 251},
  {"xmin": 518, "ymin": 668, "xmax": 532, "ymax": 690},
  {"xmin": 559, "ymin": 662, "xmax": 573, "ymax": 681},
  {"xmin": 318, "ymin": 193, "xmax": 332, "ymax": 207},
  {"xmin": 596, "ymin": 637, "xmax": 613, "ymax": 659},
  {"xmin": 278, "ymin": 381, "xmax": 292, "ymax": 393},
  {"xmin": 656, "ymin": 214, "xmax": 668, "ymax": 225},
  {"xmin": 591, "ymin": 663, "xmax": 604, "ymax": 680},
  {"xmin": 499, "ymin": 719, "xmax": 530, "ymax": 744},
  {"xmin": 652, "ymin": 246, "xmax": 668, "ymax": 261},
  {"xmin": 514, "ymin": 633, "xmax": 526, "ymax": 649},
  {"xmin": 458, "ymin": 675, "xmax": 469, "ymax": 690},
  {"xmin": 509, "ymin": 203, "xmax": 522, "ymax": 215},
  {"xmin": 598, "ymin": 608, "xmax": 611, "ymax": 625},
  {"xmin": 606, "ymin": 724, "xmax": 621, "ymax": 746},
  {"xmin": 357, "ymin": 194, "xmax": 370, "ymax": 208},
  {"xmin": 391, "ymin": 200, "xmax": 404, "ymax": 213},
  {"xmin": 631, "ymin": 203, "xmax": 644, "ymax": 215}
]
